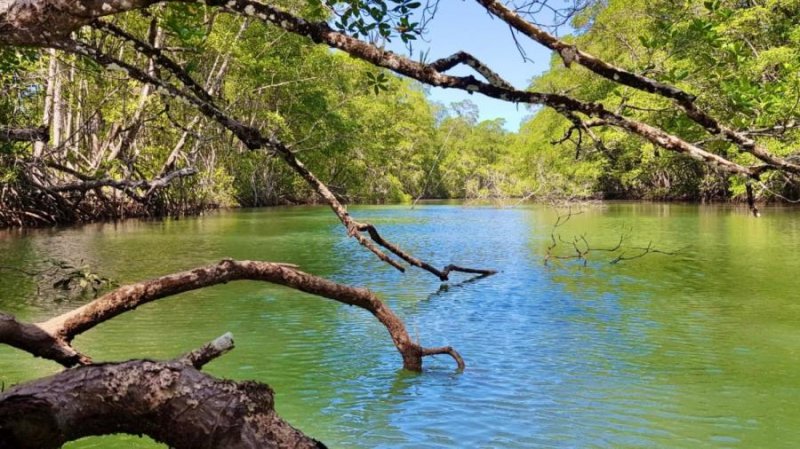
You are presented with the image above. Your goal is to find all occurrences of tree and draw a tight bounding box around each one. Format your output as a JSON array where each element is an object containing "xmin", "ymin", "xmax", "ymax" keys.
[
  {"xmin": 2, "ymin": 0, "xmax": 799, "ymax": 445},
  {"xmin": 517, "ymin": 0, "xmax": 800, "ymax": 201}
]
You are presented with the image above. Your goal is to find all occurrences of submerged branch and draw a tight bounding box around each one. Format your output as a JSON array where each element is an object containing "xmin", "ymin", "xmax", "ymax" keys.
[
  {"xmin": 357, "ymin": 222, "xmax": 497, "ymax": 281},
  {"xmin": 544, "ymin": 208, "xmax": 682, "ymax": 266}
]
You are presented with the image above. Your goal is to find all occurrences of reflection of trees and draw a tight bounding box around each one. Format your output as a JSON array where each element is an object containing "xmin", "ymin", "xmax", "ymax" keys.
[{"xmin": 538, "ymin": 203, "xmax": 800, "ymax": 447}]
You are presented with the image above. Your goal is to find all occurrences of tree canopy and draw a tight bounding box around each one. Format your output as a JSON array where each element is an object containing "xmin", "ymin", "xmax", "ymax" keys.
[{"xmin": 2, "ymin": 0, "xmax": 800, "ymax": 230}]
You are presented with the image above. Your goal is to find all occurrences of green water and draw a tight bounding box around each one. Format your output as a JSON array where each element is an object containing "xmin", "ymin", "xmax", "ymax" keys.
[{"xmin": 1, "ymin": 203, "xmax": 800, "ymax": 448}]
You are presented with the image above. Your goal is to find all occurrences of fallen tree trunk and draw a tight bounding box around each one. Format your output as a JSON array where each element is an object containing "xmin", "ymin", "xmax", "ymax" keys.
[{"xmin": 0, "ymin": 333, "xmax": 328, "ymax": 449}]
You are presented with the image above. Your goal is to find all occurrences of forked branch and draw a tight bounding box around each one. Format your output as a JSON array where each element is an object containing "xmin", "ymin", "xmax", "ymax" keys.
[
  {"xmin": 206, "ymin": 0, "xmax": 756, "ymax": 178},
  {"xmin": 356, "ymin": 222, "xmax": 497, "ymax": 281},
  {"xmin": 475, "ymin": 0, "xmax": 800, "ymax": 174},
  {"xmin": 543, "ymin": 208, "xmax": 682, "ymax": 266},
  {"xmin": 430, "ymin": 51, "xmax": 515, "ymax": 90}
]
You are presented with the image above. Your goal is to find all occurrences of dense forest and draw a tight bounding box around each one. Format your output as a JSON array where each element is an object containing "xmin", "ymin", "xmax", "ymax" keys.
[
  {"xmin": 0, "ymin": 3, "xmax": 521, "ymax": 227},
  {"xmin": 524, "ymin": 0, "xmax": 800, "ymax": 201},
  {"xmin": 3, "ymin": 0, "xmax": 798, "ymax": 227}
]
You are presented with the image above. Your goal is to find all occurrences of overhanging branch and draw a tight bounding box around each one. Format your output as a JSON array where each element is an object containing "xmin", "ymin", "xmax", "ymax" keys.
[
  {"xmin": 58, "ymin": 37, "xmax": 495, "ymax": 278},
  {"xmin": 0, "ymin": 0, "xmax": 791, "ymax": 179},
  {"xmin": 206, "ymin": 0, "xmax": 756, "ymax": 178},
  {"xmin": 430, "ymin": 51, "xmax": 515, "ymax": 89}
]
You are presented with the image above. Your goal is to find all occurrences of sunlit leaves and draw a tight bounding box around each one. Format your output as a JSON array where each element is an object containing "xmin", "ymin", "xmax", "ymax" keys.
[
  {"xmin": 365, "ymin": 71, "xmax": 389, "ymax": 94},
  {"xmin": 160, "ymin": 4, "xmax": 209, "ymax": 48},
  {"xmin": 0, "ymin": 48, "xmax": 38, "ymax": 74},
  {"xmin": 309, "ymin": 0, "xmax": 422, "ymax": 42},
  {"xmin": 525, "ymin": 0, "xmax": 800, "ymax": 200}
]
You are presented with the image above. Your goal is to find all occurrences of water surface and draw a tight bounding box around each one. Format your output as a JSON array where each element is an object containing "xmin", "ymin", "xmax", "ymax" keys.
[{"xmin": 1, "ymin": 203, "xmax": 799, "ymax": 448}]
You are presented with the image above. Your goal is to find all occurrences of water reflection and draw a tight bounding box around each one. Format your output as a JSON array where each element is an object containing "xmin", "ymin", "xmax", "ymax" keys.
[{"xmin": 0, "ymin": 203, "xmax": 799, "ymax": 448}]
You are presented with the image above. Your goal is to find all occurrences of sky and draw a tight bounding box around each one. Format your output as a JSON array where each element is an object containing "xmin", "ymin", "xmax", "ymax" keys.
[{"xmin": 389, "ymin": 2, "xmax": 559, "ymax": 131}]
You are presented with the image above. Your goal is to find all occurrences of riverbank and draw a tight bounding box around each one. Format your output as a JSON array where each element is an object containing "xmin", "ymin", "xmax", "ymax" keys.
[{"xmin": 3, "ymin": 193, "xmax": 794, "ymax": 231}]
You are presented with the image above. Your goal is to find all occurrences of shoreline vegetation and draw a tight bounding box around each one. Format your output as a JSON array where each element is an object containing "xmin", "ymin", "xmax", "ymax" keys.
[
  {"xmin": 4, "ymin": 1, "xmax": 800, "ymax": 228},
  {"xmin": 1, "ymin": 196, "xmax": 787, "ymax": 233}
]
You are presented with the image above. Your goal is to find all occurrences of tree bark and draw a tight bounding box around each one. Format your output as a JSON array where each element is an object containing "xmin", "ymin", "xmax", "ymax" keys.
[
  {"xmin": 0, "ymin": 0, "xmax": 160, "ymax": 46},
  {"xmin": 0, "ymin": 313, "xmax": 83, "ymax": 366},
  {"xmin": 0, "ymin": 335, "xmax": 327, "ymax": 449}
]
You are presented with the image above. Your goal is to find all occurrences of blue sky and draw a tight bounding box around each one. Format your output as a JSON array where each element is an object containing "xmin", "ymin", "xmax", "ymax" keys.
[{"xmin": 391, "ymin": 2, "xmax": 559, "ymax": 131}]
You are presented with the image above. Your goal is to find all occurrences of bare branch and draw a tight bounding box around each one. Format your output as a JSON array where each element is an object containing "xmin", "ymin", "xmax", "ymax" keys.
[
  {"xmin": 544, "ymin": 208, "xmax": 680, "ymax": 266},
  {"xmin": 92, "ymin": 19, "xmax": 215, "ymax": 104},
  {"xmin": 0, "ymin": 313, "xmax": 87, "ymax": 367},
  {"xmin": 357, "ymin": 222, "xmax": 498, "ymax": 281},
  {"xmin": 9, "ymin": 259, "xmax": 466, "ymax": 371},
  {"xmin": 430, "ymin": 51, "xmax": 515, "ymax": 89},
  {"xmin": 45, "ymin": 167, "xmax": 197, "ymax": 193},
  {"xmin": 179, "ymin": 332, "xmax": 235, "ymax": 368}
]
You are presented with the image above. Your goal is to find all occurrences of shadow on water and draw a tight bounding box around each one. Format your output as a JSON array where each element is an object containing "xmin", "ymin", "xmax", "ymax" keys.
[{"xmin": 427, "ymin": 273, "xmax": 496, "ymax": 300}]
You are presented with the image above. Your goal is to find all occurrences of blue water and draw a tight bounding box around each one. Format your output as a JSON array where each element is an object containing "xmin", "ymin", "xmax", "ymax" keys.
[{"xmin": 1, "ymin": 202, "xmax": 799, "ymax": 448}]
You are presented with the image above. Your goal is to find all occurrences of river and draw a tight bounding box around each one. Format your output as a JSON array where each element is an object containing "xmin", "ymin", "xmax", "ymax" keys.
[{"xmin": 1, "ymin": 203, "xmax": 799, "ymax": 448}]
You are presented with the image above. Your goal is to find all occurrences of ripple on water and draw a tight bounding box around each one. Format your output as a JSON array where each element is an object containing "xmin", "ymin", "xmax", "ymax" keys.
[{"xmin": 2, "ymin": 204, "xmax": 800, "ymax": 449}]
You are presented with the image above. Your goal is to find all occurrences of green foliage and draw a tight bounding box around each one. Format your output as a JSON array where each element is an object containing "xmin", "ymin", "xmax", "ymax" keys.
[
  {"xmin": 0, "ymin": 48, "xmax": 38, "ymax": 74},
  {"xmin": 312, "ymin": 0, "xmax": 422, "ymax": 42},
  {"xmin": 161, "ymin": 4, "xmax": 209, "ymax": 47},
  {"xmin": 365, "ymin": 71, "xmax": 389, "ymax": 94},
  {"xmin": 8, "ymin": 0, "xmax": 799, "ymax": 218},
  {"xmin": 520, "ymin": 0, "xmax": 800, "ymax": 201}
]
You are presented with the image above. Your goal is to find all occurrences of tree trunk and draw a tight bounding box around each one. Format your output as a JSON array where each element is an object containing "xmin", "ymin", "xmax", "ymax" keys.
[
  {"xmin": 51, "ymin": 54, "xmax": 63, "ymax": 151},
  {"xmin": 33, "ymin": 50, "xmax": 58, "ymax": 157}
]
